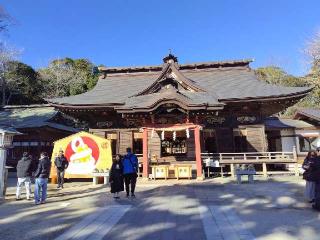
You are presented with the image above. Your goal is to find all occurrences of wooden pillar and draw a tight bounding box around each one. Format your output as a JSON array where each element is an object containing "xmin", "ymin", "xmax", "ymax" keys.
[
  {"xmin": 142, "ymin": 128, "xmax": 149, "ymax": 179},
  {"xmin": 194, "ymin": 126, "xmax": 203, "ymax": 180}
]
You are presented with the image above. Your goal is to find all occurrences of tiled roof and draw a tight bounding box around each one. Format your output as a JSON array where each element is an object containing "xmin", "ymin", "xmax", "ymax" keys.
[
  {"xmin": 116, "ymin": 87, "xmax": 224, "ymax": 112},
  {"xmin": 0, "ymin": 105, "xmax": 78, "ymax": 132},
  {"xmin": 294, "ymin": 108, "xmax": 320, "ymax": 122},
  {"xmin": 265, "ymin": 117, "xmax": 314, "ymax": 129},
  {"xmin": 97, "ymin": 59, "xmax": 253, "ymax": 73},
  {"xmin": 0, "ymin": 126, "xmax": 22, "ymax": 135},
  {"xmin": 48, "ymin": 59, "xmax": 312, "ymax": 109}
]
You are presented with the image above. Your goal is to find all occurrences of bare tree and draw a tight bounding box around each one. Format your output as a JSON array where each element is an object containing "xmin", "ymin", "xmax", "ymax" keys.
[
  {"xmin": 0, "ymin": 5, "xmax": 12, "ymax": 33},
  {"xmin": 305, "ymin": 30, "xmax": 320, "ymax": 64},
  {"xmin": 0, "ymin": 5, "xmax": 18, "ymax": 105},
  {"xmin": 303, "ymin": 30, "xmax": 320, "ymax": 108},
  {"xmin": 0, "ymin": 43, "xmax": 20, "ymax": 106},
  {"xmin": 38, "ymin": 60, "xmax": 89, "ymax": 98}
]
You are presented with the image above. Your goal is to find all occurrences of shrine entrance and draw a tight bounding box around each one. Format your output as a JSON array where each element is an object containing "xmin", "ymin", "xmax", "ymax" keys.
[
  {"xmin": 161, "ymin": 135, "xmax": 187, "ymax": 156},
  {"xmin": 161, "ymin": 131, "xmax": 188, "ymax": 157},
  {"xmin": 141, "ymin": 124, "xmax": 203, "ymax": 180}
]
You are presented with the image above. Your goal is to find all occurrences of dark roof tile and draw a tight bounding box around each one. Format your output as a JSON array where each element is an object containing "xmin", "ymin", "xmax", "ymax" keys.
[
  {"xmin": 48, "ymin": 61, "xmax": 311, "ymax": 107},
  {"xmin": 294, "ymin": 108, "xmax": 320, "ymax": 122}
]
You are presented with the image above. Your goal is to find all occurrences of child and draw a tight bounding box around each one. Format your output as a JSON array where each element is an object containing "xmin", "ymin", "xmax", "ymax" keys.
[{"xmin": 109, "ymin": 154, "xmax": 124, "ymax": 198}]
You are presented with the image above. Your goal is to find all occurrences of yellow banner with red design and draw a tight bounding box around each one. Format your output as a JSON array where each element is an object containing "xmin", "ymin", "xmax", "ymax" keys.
[{"xmin": 51, "ymin": 131, "xmax": 112, "ymax": 178}]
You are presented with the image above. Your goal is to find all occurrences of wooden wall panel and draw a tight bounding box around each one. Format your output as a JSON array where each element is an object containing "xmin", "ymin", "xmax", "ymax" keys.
[
  {"xmin": 119, "ymin": 131, "xmax": 133, "ymax": 154},
  {"xmin": 91, "ymin": 131, "xmax": 105, "ymax": 138},
  {"xmin": 148, "ymin": 131, "xmax": 161, "ymax": 158},
  {"xmin": 245, "ymin": 125, "xmax": 267, "ymax": 152}
]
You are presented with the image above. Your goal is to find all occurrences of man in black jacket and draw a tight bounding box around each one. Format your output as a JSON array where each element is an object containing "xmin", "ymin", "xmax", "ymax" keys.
[
  {"xmin": 16, "ymin": 152, "xmax": 33, "ymax": 200},
  {"xmin": 34, "ymin": 152, "xmax": 51, "ymax": 205},
  {"xmin": 54, "ymin": 150, "xmax": 69, "ymax": 189}
]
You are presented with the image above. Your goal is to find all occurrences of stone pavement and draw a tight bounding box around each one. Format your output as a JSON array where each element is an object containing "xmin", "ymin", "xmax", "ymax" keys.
[{"xmin": 1, "ymin": 176, "xmax": 320, "ymax": 240}]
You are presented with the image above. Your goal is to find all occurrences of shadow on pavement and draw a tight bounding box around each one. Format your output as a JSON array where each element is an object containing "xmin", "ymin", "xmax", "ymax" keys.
[{"xmin": 0, "ymin": 177, "xmax": 320, "ymax": 240}]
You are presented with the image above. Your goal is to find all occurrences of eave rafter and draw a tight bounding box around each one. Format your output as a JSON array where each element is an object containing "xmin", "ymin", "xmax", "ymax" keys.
[
  {"xmin": 116, "ymin": 98, "xmax": 224, "ymax": 114},
  {"xmin": 220, "ymin": 88, "xmax": 312, "ymax": 103}
]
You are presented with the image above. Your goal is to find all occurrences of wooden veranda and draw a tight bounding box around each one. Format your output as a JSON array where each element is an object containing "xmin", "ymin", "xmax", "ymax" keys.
[{"xmin": 201, "ymin": 147, "xmax": 299, "ymax": 178}]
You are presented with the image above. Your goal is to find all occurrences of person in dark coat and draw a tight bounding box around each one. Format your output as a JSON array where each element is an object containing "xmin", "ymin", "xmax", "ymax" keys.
[
  {"xmin": 54, "ymin": 150, "xmax": 69, "ymax": 189},
  {"xmin": 34, "ymin": 152, "xmax": 51, "ymax": 205},
  {"xmin": 109, "ymin": 154, "xmax": 124, "ymax": 198},
  {"xmin": 302, "ymin": 151, "xmax": 317, "ymax": 202},
  {"xmin": 308, "ymin": 147, "xmax": 320, "ymax": 211},
  {"xmin": 30, "ymin": 154, "xmax": 38, "ymax": 184},
  {"xmin": 16, "ymin": 152, "xmax": 33, "ymax": 200}
]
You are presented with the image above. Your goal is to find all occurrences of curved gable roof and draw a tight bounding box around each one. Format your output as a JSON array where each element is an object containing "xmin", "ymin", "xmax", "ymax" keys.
[
  {"xmin": 116, "ymin": 88, "xmax": 224, "ymax": 113},
  {"xmin": 48, "ymin": 58, "xmax": 312, "ymax": 110}
]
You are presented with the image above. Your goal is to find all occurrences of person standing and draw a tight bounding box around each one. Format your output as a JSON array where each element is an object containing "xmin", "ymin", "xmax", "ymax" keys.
[
  {"xmin": 122, "ymin": 147, "xmax": 138, "ymax": 198},
  {"xmin": 34, "ymin": 152, "xmax": 51, "ymax": 205},
  {"xmin": 109, "ymin": 154, "xmax": 124, "ymax": 199},
  {"xmin": 54, "ymin": 150, "xmax": 69, "ymax": 189},
  {"xmin": 30, "ymin": 154, "xmax": 38, "ymax": 184},
  {"xmin": 302, "ymin": 151, "xmax": 316, "ymax": 203},
  {"xmin": 16, "ymin": 152, "xmax": 33, "ymax": 200},
  {"xmin": 309, "ymin": 147, "xmax": 320, "ymax": 211}
]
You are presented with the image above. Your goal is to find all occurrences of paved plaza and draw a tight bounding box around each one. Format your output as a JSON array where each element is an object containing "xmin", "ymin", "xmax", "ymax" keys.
[{"xmin": 0, "ymin": 175, "xmax": 320, "ymax": 240}]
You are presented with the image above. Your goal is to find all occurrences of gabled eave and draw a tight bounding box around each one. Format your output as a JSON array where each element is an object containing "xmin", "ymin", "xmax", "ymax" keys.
[
  {"xmin": 135, "ymin": 62, "xmax": 206, "ymax": 96},
  {"xmin": 116, "ymin": 101, "xmax": 224, "ymax": 113}
]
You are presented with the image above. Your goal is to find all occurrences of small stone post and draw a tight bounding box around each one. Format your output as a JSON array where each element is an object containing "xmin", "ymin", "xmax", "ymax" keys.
[
  {"xmin": 293, "ymin": 146, "xmax": 299, "ymax": 176},
  {"xmin": 262, "ymin": 162, "xmax": 268, "ymax": 178},
  {"xmin": 230, "ymin": 163, "xmax": 235, "ymax": 178}
]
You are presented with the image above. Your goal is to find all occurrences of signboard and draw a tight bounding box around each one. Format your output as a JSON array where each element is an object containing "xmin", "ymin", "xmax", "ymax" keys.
[{"xmin": 51, "ymin": 132, "xmax": 112, "ymax": 178}]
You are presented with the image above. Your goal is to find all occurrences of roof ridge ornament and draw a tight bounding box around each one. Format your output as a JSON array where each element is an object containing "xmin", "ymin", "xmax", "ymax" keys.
[{"xmin": 163, "ymin": 52, "xmax": 178, "ymax": 64}]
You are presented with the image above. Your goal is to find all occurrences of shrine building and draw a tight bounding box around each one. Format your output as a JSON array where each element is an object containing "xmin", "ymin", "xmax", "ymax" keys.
[{"xmin": 48, "ymin": 54, "xmax": 312, "ymax": 179}]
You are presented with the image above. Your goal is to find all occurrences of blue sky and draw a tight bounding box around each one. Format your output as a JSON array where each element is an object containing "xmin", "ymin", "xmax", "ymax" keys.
[{"xmin": 1, "ymin": 0, "xmax": 320, "ymax": 76}]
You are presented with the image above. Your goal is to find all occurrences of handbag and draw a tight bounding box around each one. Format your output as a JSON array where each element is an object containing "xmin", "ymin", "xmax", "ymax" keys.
[{"xmin": 303, "ymin": 170, "xmax": 312, "ymax": 181}]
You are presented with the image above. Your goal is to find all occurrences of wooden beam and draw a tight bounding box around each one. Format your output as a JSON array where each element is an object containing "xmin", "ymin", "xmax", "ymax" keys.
[
  {"xmin": 194, "ymin": 126, "xmax": 203, "ymax": 180},
  {"xmin": 142, "ymin": 128, "xmax": 149, "ymax": 179}
]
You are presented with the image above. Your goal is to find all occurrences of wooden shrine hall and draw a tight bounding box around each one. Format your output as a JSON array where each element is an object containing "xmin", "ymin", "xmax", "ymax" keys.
[{"xmin": 48, "ymin": 54, "xmax": 312, "ymax": 179}]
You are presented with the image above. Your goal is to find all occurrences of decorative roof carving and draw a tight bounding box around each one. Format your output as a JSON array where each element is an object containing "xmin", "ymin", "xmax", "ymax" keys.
[
  {"xmin": 135, "ymin": 61, "xmax": 206, "ymax": 96},
  {"xmin": 163, "ymin": 53, "xmax": 178, "ymax": 63}
]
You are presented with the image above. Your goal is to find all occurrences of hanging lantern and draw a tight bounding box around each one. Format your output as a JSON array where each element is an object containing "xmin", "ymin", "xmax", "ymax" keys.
[
  {"xmin": 186, "ymin": 128, "xmax": 190, "ymax": 138},
  {"xmin": 161, "ymin": 130, "xmax": 165, "ymax": 140},
  {"xmin": 173, "ymin": 131, "xmax": 176, "ymax": 141},
  {"xmin": 151, "ymin": 128, "xmax": 155, "ymax": 138}
]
